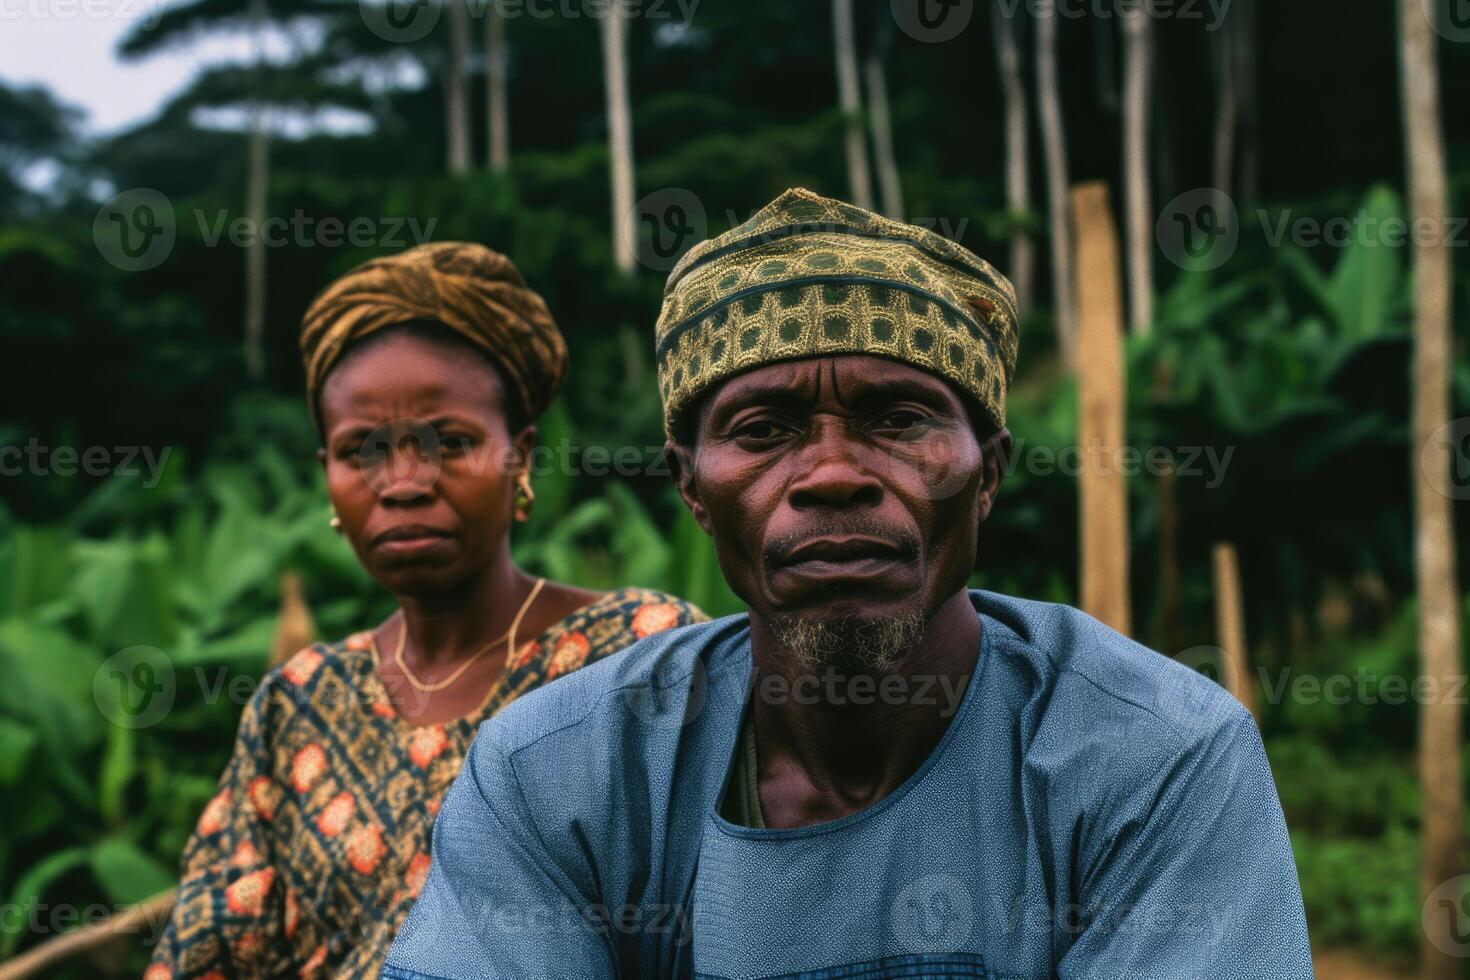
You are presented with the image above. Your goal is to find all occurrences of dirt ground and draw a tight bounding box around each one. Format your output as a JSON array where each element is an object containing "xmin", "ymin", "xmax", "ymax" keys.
[{"xmin": 1314, "ymin": 948, "xmax": 1419, "ymax": 979}]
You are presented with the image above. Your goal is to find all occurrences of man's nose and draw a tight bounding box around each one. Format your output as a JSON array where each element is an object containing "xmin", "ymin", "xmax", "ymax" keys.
[{"xmin": 786, "ymin": 421, "xmax": 883, "ymax": 510}]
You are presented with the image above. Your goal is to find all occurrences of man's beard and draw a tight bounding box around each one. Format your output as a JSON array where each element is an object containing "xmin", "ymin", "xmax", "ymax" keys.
[{"xmin": 770, "ymin": 610, "xmax": 927, "ymax": 675}]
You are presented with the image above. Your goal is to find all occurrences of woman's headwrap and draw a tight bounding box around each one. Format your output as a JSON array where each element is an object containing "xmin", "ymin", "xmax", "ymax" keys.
[
  {"xmin": 655, "ymin": 188, "xmax": 1019, "ymax": 439},
  {"xmin": 300, "ymin": 242, "xmax": 567, "ymax": 426}
]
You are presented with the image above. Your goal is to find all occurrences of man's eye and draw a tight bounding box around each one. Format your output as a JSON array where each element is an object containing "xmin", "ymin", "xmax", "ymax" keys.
[
  {"xmin": 733, "ymin": 419, "xmax": 792, "ymax": 442},
  {"xmin": 871, "ymin": 411, "xmax": 928, "ymax": 433}
]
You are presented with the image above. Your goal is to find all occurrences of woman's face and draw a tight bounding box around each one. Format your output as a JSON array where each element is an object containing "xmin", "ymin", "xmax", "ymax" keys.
[{"xmin": 317, "ymin": 330, "xmax": 535, "ymax": 598}]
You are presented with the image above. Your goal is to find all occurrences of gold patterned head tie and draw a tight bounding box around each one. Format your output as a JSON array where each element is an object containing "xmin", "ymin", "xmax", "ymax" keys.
[
  {"xmin": 300, "ymin": 241, "xmax": 568, "ymax": 427},
  {"xmin": 654, "ymin": 187, "xmax": 1018, "ymax": 440}
]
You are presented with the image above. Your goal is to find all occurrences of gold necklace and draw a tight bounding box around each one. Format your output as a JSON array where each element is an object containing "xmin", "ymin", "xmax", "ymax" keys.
[{"xmin": 392, "ymin": 577, "xmax": 545, "ymax": 693}]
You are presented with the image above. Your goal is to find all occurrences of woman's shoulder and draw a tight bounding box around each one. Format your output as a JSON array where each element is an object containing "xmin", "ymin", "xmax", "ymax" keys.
[
  {"xmin": 255, "ymin": 631, "xmax": 377, "ymax": 715},
  {"xmin": 530, "ymin": 586, "xmax": 708, "ymax": 662},
  {"xmin": 573, "ymin": 586, "xmax": 709, "ymax": 633}
]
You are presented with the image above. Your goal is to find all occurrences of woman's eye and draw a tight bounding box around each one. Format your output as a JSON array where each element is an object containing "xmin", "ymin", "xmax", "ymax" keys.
[{"xmin": 440, "ymin": 435, "xmax": 475, "ymax": 453}]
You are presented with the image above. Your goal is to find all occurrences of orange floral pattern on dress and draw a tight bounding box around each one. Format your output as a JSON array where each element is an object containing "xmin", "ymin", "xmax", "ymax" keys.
[
  {"xmin": 225, "ymin": 868, "xmax": 274, "ymax": 917},
  {"xmin": 509, "ymin": 639, "xmax": 541, "ymax": 671},
  {"xmin": 315, "ymin": 792, "xmax": 355, "ymax": 837},
  {"xmin": 283, "ymin": 649, "xmax": 324, "ymax": 686},
  {"xmin": 300, "ymin": 943, "xmax": 328, "ymax": 976},
  {"xmin": 234, "ymin": 932, "xmax": 265, "ymax": 963},
  {"xmin": 633, "ymin": 602, "xmax": 683, "ymax": 638},
  {"xmin": 408, "ymin": 725, "xmax": 448, "ymax": 769},
  {"xmin": 547, "ymin": 631, "xmax": 591, "ymax": 679},
  {"xmin": 284, "ymin": 888, "xmax": 300, "ymax": 939},
  {"xmin": 197, "ymin": 789, "xmax": 231, "ymax": 836},
  {"xmin": 346, "ymin": 823, "xmax": 387, "ymax": 874},
  {"xmin": 246, "ymin": 775, "xmax": 279, "ymax": 822},
  {"xmin": 230, "ymin": 841, "xmax": 259, "ymax": 868},
  {"xmin": 290, "ymin": 744, "xmax": 327, "ymax": 794},
  {"xmin": 404, "ymin": 852, "xmax": 432, "ymax": 898},
  {"xmin": 150, "ymin": 587, "xmax": 705, "ymax": 979}
]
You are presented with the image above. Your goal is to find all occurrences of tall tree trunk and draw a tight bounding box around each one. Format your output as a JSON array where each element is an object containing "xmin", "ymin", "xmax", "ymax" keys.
[
  {"xmin": 243, "ymin": 0, "xmax": 270, "ymax": 383},
  {"xmin": 1210, "ymin": 3, "xmax": 1237, "ymax": 211},
  {"xmin": 863, "ymin": 14, "xmax": 902, "ymax": 219},
  {"xmin": 832, "ymin": 0, "xmax": 874, "ymax": 211},
  {"xmin": 1121, "ymin": 0, "xmax": 1153, "ymax": 335},
  {"xmin": 1072, "ymin": 182, "xmax": 1131, "ymax": 637},
  {"xmin": 600, "ymin": 5, "xmax": 637, "ymax": 276},
  {"xmin": 485, "ymin": 3, "xmax": 510, "ymax": 174},
  {"xmin": 993, "ymin": 3, "xmax": 1034, "ymax": 317},
  {"xmin": 1235, "ymin": 0, "xmax": 1260, "ymax": 205},
  {"xmin": 444, "ymin": 0, "xmax": 471, "ymax": 176},
  {"xmin": 1401, "ymin": 1, "xmax": 1463, "ymax": 974},
  {"xmin": 1036, "ymin": 9, "xmax": 1076, "ymax": 367},
  {"xmin": 1093, "ymin": 16, "xmax": 1119, "ymax": 115}
]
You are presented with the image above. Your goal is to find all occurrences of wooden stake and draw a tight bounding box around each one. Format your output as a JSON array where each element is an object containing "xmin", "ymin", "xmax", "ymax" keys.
[
  {"xmin": 1071, "ymin": 182, "xmax": 1131, "ymax": 636},
  {"xmin": 1211, "ymin": 542, "xmax": 1256, "ymax": 719},
  {"xmin": 0, "ymin": 890, "xmax": 177, "ymax": 980}
]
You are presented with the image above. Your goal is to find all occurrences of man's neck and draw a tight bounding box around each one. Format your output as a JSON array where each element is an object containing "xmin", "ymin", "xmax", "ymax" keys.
[{"xmin": 746, "ymin": 589, "xmax": 980, "ymax": 829}]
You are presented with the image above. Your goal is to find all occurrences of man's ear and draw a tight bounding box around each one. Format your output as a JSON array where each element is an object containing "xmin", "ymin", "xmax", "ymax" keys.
[
  {"xmin": 976, "ymin": 427, "xmax": 1012, "ymax": 523},
  {"xmin": 664, "ymin": 439, "xmax": 713, "ymax": 535}
]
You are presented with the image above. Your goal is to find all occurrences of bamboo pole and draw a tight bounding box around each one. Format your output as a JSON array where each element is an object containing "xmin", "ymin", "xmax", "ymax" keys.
[
  {"xmin": 0, "ymin": 890, "xmax": 177, "ymax": 980},
  {"xmin": 1071, "ymin": 182, "xmax": 1130, "ymax": 636},
  {"xmin": 1211, "ymin": 542, "xmax": 1256, "ymax": 719}
]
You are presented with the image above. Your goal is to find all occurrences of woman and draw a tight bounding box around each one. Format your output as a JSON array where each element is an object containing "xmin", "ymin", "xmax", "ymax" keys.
[{"xmin": 147, "ymin": 243, "xmax": 704, "ymax": 978}]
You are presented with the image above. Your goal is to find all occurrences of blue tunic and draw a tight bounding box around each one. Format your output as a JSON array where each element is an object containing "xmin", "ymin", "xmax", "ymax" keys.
[{"xmin": 384, "ymin": 591, "xmax": 1312, "ymax": 979}]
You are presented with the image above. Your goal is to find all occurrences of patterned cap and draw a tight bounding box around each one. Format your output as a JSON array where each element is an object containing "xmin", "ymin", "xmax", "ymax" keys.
[
  {"xmin": 655, "ymin": 188, "xmax": 1018, "ymax": 439},
  {"xmin": 301, "ymin": 242, "xmax": 567, "ymax": 427}
]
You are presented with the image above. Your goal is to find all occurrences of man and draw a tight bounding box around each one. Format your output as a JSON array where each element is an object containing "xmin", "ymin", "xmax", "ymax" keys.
[{"xmin": 383, "ymin": 189, "xmax": 1312, "ymax": 978}]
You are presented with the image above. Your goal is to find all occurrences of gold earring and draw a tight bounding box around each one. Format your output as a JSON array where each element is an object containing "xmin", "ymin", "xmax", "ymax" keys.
[
  {"xmin": 513, "ymin": 473, "xmax": 535, "ymax": 523},
  {"xmin": 329, "ymin": 510, "xmax": 343, "ymax": 532}
]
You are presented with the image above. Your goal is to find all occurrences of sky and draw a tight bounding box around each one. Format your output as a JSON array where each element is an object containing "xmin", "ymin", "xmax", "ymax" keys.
[{"xmin": 1, "ymin": 5, "xmax": 261, "ymax": 135}]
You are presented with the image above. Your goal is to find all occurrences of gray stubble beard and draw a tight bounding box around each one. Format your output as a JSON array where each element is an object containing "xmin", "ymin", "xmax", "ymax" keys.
[{"xmin": 770, "ymin": 610, "xmax": 927, "ymax": 675}]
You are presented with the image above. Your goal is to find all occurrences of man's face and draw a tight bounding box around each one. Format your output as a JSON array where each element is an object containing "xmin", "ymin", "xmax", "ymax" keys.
[{"xmin": 669, "ymin": 355, "xmax": 1007, "ymax": 671}]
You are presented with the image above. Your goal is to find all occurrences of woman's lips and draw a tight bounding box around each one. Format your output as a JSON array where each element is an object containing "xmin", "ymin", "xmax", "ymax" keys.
[{"xmin": 370, "ymin": 526, "xmax": 455, "ymax": 559}]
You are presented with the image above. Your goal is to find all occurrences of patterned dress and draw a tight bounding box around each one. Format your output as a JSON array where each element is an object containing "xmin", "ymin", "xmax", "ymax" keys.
[{"xmin": 147, "ymin": 587, "xmax": 704, "ymax": 979}]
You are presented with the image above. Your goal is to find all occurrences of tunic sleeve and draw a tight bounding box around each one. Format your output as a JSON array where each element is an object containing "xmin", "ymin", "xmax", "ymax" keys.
[
  {"xmin": 146, "ymin": 674, "xmax": 304, "ymax": 979},
  {"xmin": 1056, "ymin": 709, "xmax": 1313, "ymax": 979}
]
